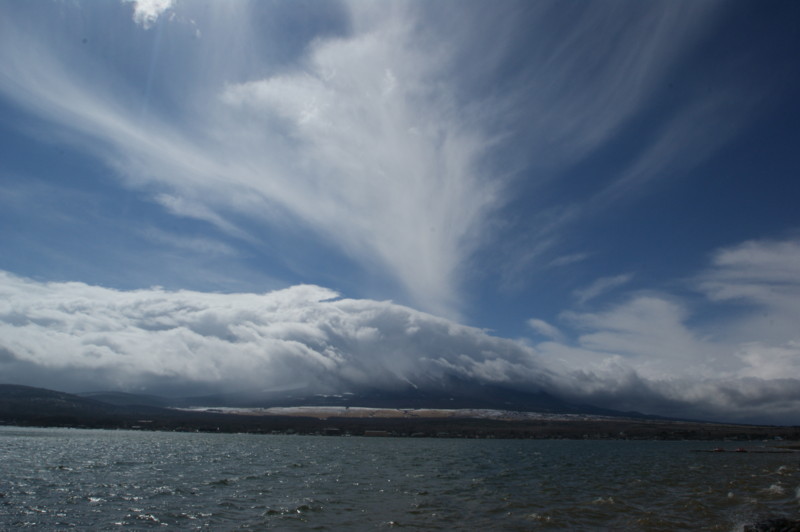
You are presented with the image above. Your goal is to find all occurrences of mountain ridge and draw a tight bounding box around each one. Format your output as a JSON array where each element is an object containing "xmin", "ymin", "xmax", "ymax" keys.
[{"xmin": 3, "ymin": 383, "xmax": 799, "ymax": 441}]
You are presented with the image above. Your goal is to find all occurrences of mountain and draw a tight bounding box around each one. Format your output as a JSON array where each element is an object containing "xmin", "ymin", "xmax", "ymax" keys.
[
  {"xmin": 178, "ymin": 379, "xmax": 657, "ymax": 419},
  {"xmin": 2, "ymin": 381, "xmax": 649, "ymax": 420},
  {"xmin": 3, "ymin": 383, "xmax": 798, "ymax": 440},
  {"xmin": 77, "ymin": 391, "xmax": 173, "ymax": 408},
  {"xmin": 0, "ymin": 384, "xmax": 238, "ymax": 432},
  {"xmin": 0, "ymin": 384, "xmax": 122, "ymax": 418}
]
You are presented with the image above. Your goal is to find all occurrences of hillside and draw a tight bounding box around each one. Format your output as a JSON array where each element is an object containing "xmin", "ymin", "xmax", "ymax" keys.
[{"xmin": 2, "ymin": 384, "xmax": 799, "ymax": 441}]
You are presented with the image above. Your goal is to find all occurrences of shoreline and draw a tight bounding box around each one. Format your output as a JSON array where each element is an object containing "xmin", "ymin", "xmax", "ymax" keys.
[{"xmin": 3, "ymin": 408, "xmax": 800, "ymax": 441}]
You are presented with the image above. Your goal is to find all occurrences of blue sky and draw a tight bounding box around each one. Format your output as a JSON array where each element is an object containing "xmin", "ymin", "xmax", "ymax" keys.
[{"xmin": 1, "ymin": 1, "xmax": 800, "ymax": 423}]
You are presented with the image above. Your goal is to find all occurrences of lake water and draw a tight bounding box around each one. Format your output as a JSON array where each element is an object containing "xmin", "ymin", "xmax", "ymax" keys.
[{"xmin": 1, "ymin": 426, "xmax": 798, "ymax": 530}]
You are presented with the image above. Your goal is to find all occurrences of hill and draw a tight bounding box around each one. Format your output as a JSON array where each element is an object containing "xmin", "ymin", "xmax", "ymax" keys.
[
  {"xmin": 77, "ymin": 390, "xmax": 173, "ymax": 408},
  {"xmin": 2, "ymin": 384, "xmax": 799, "ymax": 441},
  {"xmin": 0, "ymin": 384, "xmax": 123, "ymax": 418}
]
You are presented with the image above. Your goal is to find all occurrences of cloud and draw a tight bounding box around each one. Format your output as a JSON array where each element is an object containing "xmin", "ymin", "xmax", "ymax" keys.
[
  {"xmin": 526, "ymin": 318, "xmax": 564, "ymax": 342},
  {"xmin": 548, "ymin": 253, "xmax": 590, "ymax": 268},
  {"xmin": 480, "ymin": 1, "xmax": 768, "ymax": 280},
  {"xmin": 140, "ymin": 227, "xmax": 238, "ymax": 257},
  {"xmin": 0, "ymin": 2, "xmax": 499, "ymax": 317},
  {"xmin": 0, "ymin": 2, "xmax": 773, "ymax": 317},
  {"xmin": 216, "ymin": 15, "xmax": 499, "ymax": 316},
  {"xmin": 153, "ymin": 194, "xmax": 253, "ymax": 242},
  {"xmin": 735, "ymin": 341, "xmax": 800, "ymax": 381},
  {"xmin": 699, "ymin": 238, "xmax": 800, "ymax": 302},
  {"xmin": 3, "ymin": 234, "xmax": 800, "ymax": 423},
  {"xmin": 442, "ymin": 1, "xmax": 722, "ymax": 170},
  {"xmin": 562, "ymin": 295, "xmax": 716, "ymax": 377},
  {"xmin": 124, "ymin": 0, "xmax": 174, "ymax": 29},
  {"xmin": 573, "ymin": 273, "xmax": 634, "ymax": 305},
  {"xmin": 596, "ymin": 90, "xmax": 760, "ymax": 204},
  {"xmin": 532, "ymin": 236, "xmax": 800, "ymax": 423},
  {"xmin": 1, "ymin": 4, "xmax": 797, "ymax": 424},
  {"xmin": 697, "ymin": 238, "xmax": 800, "ymax": 344},
  {"xmin": 0, "ymin": 271, "xmax": 550, "ymax": 397},
  {"xmin": 0, "ymin": 2, "xmax": 740, "ymax": 318}
]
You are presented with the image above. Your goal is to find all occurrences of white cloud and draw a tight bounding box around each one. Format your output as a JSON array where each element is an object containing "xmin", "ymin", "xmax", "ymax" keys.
[
  {"xmin": 215, "ymin": 20, "xmax": 498, "ymax": 316},
  {"xmin": 530, "ymin": 236, "xmax": 800, "ymax": 422},
  {"xmin": 141, "ymin": 227, "xmax": 238, "ymax": 256},
  {"xmin": 0, "ymin": 271, "xmax": 550, "ymax": 396},
  {"xmin": 4, "ymin": 233, "xmax": 800, "ymax": 424},
  {"xmin": 526, "ymin": 318, "xmax": 564, "ymax": 342},
  {"xmin": 124, "ymin": 0, "xmax": 174, "ymax": 30},
  {"xmin": 563, "ymin": 295, "xmax": 715, "ymax": 376},
  {"xmin": 736, "ymin": 341, "xmax": 800, "ymax": 381},
  {"xmin": 699, "ymin": 239, "xmax": 800, "ymax": 300},
  {"xmin": 439, "ymin": 1, "xmax": 722, "ymax": 170},
  {"xmin": 0, "ymin": 3, "xmax": 498, "ymax": 317},
  {"xmin": 0, "ymin": 2, "xmax": 751, "ymax": 317},
  {"xmin": 548, "ymin": 253, "xmax": 589, "ymax": 268},
  {"xmin": 1, "ymin": 4, "xmax": 797, "ymax": 423},
  {"xmin": 697, "ymin": 238, "xmax": 800, "ymax": 344},
  {"xmin": 597, "ymin": 91, "xmax": 759, "ymax": 203},
  {"xmin": 573, "ymin": 273, "xmax": 634, "ymax": 305},
  {"xmin": 153, "ymin": 194, "xmax": 253, "ymax": 242}
]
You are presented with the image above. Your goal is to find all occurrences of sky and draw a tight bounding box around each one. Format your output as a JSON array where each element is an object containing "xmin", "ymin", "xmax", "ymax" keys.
[{"xmin": 1, "ymin": 0, "xmax": 800, "ymax": 424}]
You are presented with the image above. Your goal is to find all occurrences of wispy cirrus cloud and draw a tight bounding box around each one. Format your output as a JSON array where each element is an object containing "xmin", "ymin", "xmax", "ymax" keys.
[
  {"xmin": 438, "ymin": 1, "xmax": 723, "ymax": 171},
  {"xmin": 595, "ymin": 90, "xmax": 765, "ymax": 204},
  {"xmin": 140, "ymin": 227, "xmax": 238, "ymax": 257},
  {"xmin": 0, "ymin": 1, "xmax": 742, "ymax": 317},
  {"xmin": 573, "ymin": 273, "xmax": 634, "ymax": 305},
  {"xmin": 526, "ymin": 318, "xmax": 565, "ymax": 343},
  {"xmin": 216, "ymin": 10, "xmax": 498, "ymax": 316},
  {"xmin": 0, "ymin": 2, "xmax": 500, "ymax": 317}
]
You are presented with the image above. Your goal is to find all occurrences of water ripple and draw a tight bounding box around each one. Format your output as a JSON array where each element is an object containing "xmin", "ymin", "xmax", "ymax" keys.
[{"xmin": 1, "ymin": 428, "xmax": 798, "ymax": 529}]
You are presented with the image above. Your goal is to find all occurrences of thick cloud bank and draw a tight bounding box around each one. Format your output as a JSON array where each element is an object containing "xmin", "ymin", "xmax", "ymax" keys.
[
  {"xmin": 0, "ymin": 272, "xmax": 548, "ymax": 398},
  {"xmin": 3, "ymin": 237, "xmax": 800, "ymax": 424}
]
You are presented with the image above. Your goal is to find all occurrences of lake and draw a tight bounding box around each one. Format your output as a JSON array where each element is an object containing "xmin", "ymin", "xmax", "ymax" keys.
[{"xmin": 0, "ymin": 426, "xmax": 798, "ymax": 529}]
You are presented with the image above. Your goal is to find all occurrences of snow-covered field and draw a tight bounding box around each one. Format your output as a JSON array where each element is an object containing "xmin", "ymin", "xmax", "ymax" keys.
[{"xmin": 174, "ymin": 405, "xmax": 616, "ymax": 422}]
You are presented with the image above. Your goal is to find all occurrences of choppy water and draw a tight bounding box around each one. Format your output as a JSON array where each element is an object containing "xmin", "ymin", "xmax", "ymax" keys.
[{"xmin": 1, "ymin": 427, "xmax": 798, "ymax": 530}]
